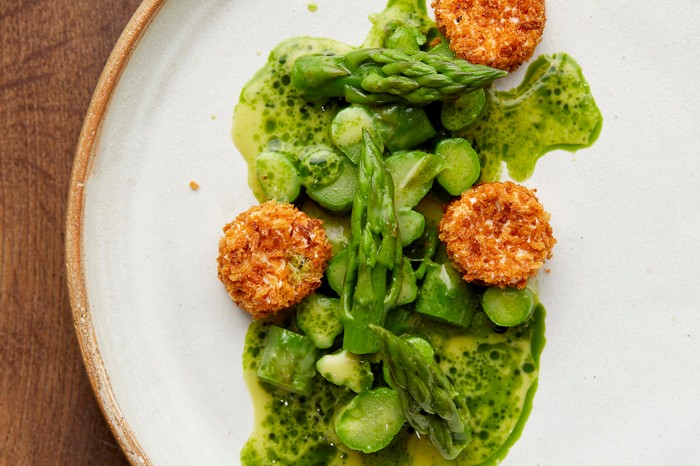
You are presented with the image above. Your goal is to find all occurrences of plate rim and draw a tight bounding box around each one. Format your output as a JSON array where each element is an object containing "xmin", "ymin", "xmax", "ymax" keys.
[{"xmin": 65, "ymin": 1, "xmax": 165, "ymax": 464}]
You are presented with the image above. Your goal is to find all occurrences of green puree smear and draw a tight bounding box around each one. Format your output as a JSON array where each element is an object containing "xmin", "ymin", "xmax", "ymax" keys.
[
  {"xmin": 233, "ymin": 38, "xmax": 351, "ymax": 200},
  {"xmin": 242, "ymin": 307, "xmax": 545, "ymax": 466},
  {"xmin": 231, "ymin": 0, "xmax": 600, "ymax": 464},
  {"xmin": 463, "ymin": 53, "xmax": 603, "ymax": 181}
]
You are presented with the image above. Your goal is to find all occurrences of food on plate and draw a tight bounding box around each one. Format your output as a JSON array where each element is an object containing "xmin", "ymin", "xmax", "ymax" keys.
[
  {"xmin": 374, "ymin": 324, "xmax": 472, "ymax": 459},
  {"xmin": 432, "ymin": 0, "xmax": 546, "ymax": 71},
  {"xmin": 337, "ymin": 130, "xmax": 404, "ymax": 355},
  {"xmin": 226, "ymin": 0, "xmax": 601, "ymax": 464},
  {"xmin": 481, "ymin": 286, "xmax": 535, "ymax": 327},
  {"xmin": 439, "ymin": 181, "xmax": 555, "ymax": 289},
  {"xmin": 291, "ymin": 47, "xmax": 507, "ymax": 105},
  {"xmin": 217, "ymin": 200, "xmax": 331, "ymax": 319},
  {"xmin": 333, "ymin": 386, "xmax": 405, "ymax": 453}
]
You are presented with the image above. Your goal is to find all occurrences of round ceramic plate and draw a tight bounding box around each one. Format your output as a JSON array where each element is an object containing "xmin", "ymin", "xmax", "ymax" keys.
[{"xmin": 67, "ymin": 0, "xmax": 700, "ymax": 464}]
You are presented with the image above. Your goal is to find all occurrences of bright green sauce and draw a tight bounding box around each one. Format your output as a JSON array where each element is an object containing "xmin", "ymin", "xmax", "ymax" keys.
[
  {"xmin": 241, "ymin": 307, "xmax": 545, "ymax": 466},
  {"xmin": 462, "ymin": 53, "xmax": 603, "ymax": 181},
  {"xmin": 416, "ymin": 308, "xmax": 546, "ymax": 465},
  {"xmin": 233, "ymin": 38, "xmax": 352, "ymax": 200},
  {"xmin": 232, "ymin": 0, "xmax": 599, "ymax": 464},
  {"xmin": 241, "ymin": 320, "xmax": 346, "ymax": 465}
]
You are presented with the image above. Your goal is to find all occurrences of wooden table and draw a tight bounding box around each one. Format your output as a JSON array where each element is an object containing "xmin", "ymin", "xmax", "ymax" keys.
[{"xmin": 1, "ymin": 1, "xmax": 142, "ymax": 464}]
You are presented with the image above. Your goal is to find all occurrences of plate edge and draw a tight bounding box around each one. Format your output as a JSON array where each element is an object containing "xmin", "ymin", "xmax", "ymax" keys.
[{"xmin": 65, "ymin": 1, "xmax": 166, "ymax": 465}]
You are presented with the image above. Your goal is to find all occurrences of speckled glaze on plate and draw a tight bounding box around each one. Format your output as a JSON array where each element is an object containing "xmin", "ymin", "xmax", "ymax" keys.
[{"xmin": 66, "ymin": 0, "xmax": 700, "ymax": 464}]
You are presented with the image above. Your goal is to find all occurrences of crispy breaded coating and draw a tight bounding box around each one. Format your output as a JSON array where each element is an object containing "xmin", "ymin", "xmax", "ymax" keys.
[
  {"xmin": 217, "ymin": 201, "xmax": 332, "ymax": 319},
  {"xmin": 439, "ymin": 182, "xmax": 555, "ymax": 288},
  {"xmin": 432, "ymin": 0, "xmax": 546, "ymax": 71}
]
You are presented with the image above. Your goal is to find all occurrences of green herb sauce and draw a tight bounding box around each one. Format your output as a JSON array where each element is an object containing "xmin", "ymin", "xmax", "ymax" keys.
[
  {"xmin": 233, "ymin": 38, "xmax": 351, "ymax": 200},
  {"xmin": 462, "ymin": 53, "xmax": 603, "ymax": 181},
  {"xmin": 241, "ymin": 307, "xmax": 545, "ymax": 466},
  {"xmin": 241, "ymin": 320, "xmax": 346, "ymax": 465}
]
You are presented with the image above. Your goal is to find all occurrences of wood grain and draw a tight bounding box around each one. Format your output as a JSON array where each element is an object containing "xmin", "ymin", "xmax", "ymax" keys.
[{"xmin": 0, "ymin": 1, "xmax": 141, "ymax": 464}]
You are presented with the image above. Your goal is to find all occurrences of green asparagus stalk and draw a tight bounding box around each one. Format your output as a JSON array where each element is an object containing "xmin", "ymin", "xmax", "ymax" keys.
[
  {"xmin": 291, "ymin": 47, "xmax": 507, "ymax": 106},
  {"xmin": 340, "ymin": 130, "xmax": 403, "ymax": 354},
  {"xmin": 371, "ymin": 325, "xmax": 472, "ymax": 460}
]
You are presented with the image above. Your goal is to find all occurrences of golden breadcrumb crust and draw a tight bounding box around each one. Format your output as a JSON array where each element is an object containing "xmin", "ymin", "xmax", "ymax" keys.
[
  {"xmin": 432, "ymin": 0, "xmax": 546, "ymax": 71},
  {"xmin": 217, "ymin": 201, "xmax": 332, "ymax": 319},
  {"xmin": 439, "ymin": 181, "xmax": 555, "ymax": 288}
]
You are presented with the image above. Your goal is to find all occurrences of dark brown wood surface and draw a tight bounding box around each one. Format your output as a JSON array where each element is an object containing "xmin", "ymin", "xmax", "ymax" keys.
[{"xmin": 1, "ymin": 1, "xmax": 142, "ymax": 464}]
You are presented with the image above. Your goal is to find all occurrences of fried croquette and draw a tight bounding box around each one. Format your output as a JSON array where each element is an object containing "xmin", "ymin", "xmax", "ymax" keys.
[
  {"xmin": 217, "ymin": 201, "xmax": 332, "ymax": 319},
  {"xmin": 439, "ymin": 181, "xmax": 555, "ymax": 288},
  {"xmin": 432, "ymin": 0, "xmax": 546, "ymax": 71}
]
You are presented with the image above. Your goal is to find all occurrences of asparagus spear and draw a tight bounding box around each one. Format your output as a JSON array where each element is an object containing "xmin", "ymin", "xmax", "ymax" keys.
[
  {"xmin": 340, "ymin": 130, "xmax": 403, "ymax": 354},
  {"xmin": 372, "ymin": 325, "xmax": 472, "ymax": 460},
  {"xmin": 291, "ymin": 47, "xmax": 507, "ymax": 106}
]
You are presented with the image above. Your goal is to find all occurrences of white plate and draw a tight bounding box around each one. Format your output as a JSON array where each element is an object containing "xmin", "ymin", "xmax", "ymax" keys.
[{"xmin": 67, "ymin": 0, "xmax": 700, "ymax": 464}]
